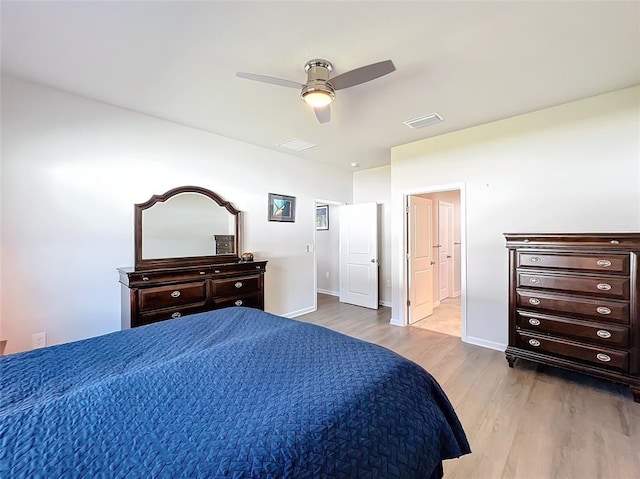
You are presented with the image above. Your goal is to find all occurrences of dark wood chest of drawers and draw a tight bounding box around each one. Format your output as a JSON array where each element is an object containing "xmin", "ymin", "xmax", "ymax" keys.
[
  {"xmin": 504, "ymin": 233, "xmax": 639, "ymax": 402},
  {"xmin": 118, "ymin": 260, "xmax": 267, "ymax": 329}
]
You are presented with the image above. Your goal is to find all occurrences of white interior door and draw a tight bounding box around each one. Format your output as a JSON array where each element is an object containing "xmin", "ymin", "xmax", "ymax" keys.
[
  {"xmin": 339, "ymin": 203, "xmax": 379, "ymax": 309},
  {"xmin": 438, "ymin": 201, "xmax": 454, "ymax": 301},
  {"xmin": 408, "ymin": 196, "xmax": 434, "ymax": 324}
]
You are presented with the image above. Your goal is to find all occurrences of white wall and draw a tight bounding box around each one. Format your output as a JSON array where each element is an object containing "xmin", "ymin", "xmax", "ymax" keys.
[
  {"xmin": 0, "ymin": 76, "xmax": 352, "ymax": 353},
  {"xmin": 315, "ymin": 203, "xmax": 340, "ymax": 295},
  {"xmin": 391, "ymin": 86, "xmax": 640, "ymax": 350},
  {"xmin": 353, "ymin": 165, "xmax": 391, "ymax": 306}
]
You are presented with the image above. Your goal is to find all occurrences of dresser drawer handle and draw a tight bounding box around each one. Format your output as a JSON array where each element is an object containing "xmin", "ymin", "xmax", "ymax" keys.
[
  {"xmin": 528, "ymin": 318, "xmax": 541, "ymax": 326},
  {"xmin": 256, "ymin": 266, "xmax": 261, "ymax": 269},
  {"xmin": 199, "ymin": 271, "xmax": 206, "ymax": 275},
  {"xmin": 170, "ymin": 290, "xmax": 181, "ymax": 298},
  {"xmin": 214, "ymin": 270, "xmax": 221, "ymax": 274},
  {"xmin": 142, "ymin": 276, "xmax": 150, "ymax": 281},
  {"xmin": 235, "ymin": 300, "xmax": 243, "ymax": 306},
  {"xmin": 596, "ymin": 353, "xmax": 611, "ymax": 362},
  {"xmin": 529, "ymin": 277, "xmax": 540, "ymax": 284},
  {"xmin": 610, "ymin": 240, "xmax": 620, "ymax": 245},
  {"xmin": 530, "ymin": 256, "xmax": 541, "ymax": 263},
  {"xmin": 171, "ymin": 312, "xmax": 182, "ymax": 319},
  {"xmin": 528, "ymin": 339, "xmax": 541, "ymax": 347},
  {"xmin": 596, "ymin": 259, "xmax": 612, "ymax": 267},
  {"xmin": 523, "ymin": 239, "xmax": 530, "ymax": 243},
  {"xmin": 235, "ymin": 282, "xmax": 243, "ymax": 289},
  {"xmin": 596, "ymin": 283, "xmax": 611, "ymax": 291},
  {"xmin": 596, "ymin": 330, "xmax": 612, "ymax": 339},
  {"xmin": 529, "ymin": 298, "xmax": 541, "ymax": 305},
  {"xmin": 596, "ymin": 306, "xmax": 611, "ymax": 315}
]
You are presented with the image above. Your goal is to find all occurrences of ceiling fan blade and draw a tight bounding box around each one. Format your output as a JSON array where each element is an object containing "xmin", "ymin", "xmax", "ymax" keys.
[
  {"xmin": 236, "ymin": 72, "xmax": 304, "ymax": 89},
  {"xmin": 329, "ymin": 60, "xmax": 396, "ymax": 91},
  {"xmin": 314, "ymin": 105, "xmax": 331, "ymax": 124}
]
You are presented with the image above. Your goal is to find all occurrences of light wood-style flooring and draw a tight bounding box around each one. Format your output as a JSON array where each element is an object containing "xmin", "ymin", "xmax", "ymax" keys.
[
  {"xmin": 413, "ymin": 296, "xmax": 462, "ymax": 337},
  {"xmin": 297, "ymin": 294, "xmax": 640, "ymax": 479}
]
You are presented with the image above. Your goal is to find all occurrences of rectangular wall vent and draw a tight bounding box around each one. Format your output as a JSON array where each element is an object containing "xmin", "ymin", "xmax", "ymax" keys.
[{"xmin": 404, "ymin": 112, "xmax": 443, "ymax": 129}]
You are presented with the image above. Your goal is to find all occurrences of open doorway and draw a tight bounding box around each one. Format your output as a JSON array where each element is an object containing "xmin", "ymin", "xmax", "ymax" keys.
[
  {"xmin": 407, "ymin": 188, "xmax": 464, "ymax": 338},
  {"xmin": 314, "ymin": 200, "xmax": 343, "ymax": 313}
]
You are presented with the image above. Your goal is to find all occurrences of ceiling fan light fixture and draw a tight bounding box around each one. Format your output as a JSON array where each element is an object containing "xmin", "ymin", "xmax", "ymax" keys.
[{"xmin": 301, "ymin": 85, "xmax": 335, "ymax": 107}]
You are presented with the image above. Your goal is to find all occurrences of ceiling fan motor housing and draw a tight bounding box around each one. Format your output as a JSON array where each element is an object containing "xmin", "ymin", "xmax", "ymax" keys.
[{"xmin": 301, "ymin": 59, "xmax": 335, "ymax": 105}]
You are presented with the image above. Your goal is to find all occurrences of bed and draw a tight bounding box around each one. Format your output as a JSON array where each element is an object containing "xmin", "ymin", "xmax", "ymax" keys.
[{"xmin": 0, "ymin": 307, "xmax": 470, "ymax": 478}]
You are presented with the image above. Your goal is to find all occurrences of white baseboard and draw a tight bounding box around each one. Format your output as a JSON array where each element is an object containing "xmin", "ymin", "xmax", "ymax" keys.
[
  {"xmin": 463, "ymin": 335, "xmax": 506, "ymax": 352},
  {"xmin": 389, "ymin": 317, "xmax": 404, "ymax": 327},
  {"xmin": 317, "ymin": 289, "xmax": 339, "ymax": 297},
  {"xmin": 282, "ymin": 305, "xmax": 316, "ymax": 318},
  {"xmin": 379, "ymin": 300, "xmax": 392, "ymax": 307}
]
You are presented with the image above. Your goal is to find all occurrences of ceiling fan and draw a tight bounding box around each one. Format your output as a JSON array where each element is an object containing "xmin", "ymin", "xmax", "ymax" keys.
[{"xmin": 236, "ymin": 59, "xmax": 395, "ymax": 124}]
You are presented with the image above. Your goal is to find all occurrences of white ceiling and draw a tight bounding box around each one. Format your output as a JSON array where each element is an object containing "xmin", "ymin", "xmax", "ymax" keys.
[{"xmin": 2, "ymin": 1, "xmax": 639, "ymax": 171}]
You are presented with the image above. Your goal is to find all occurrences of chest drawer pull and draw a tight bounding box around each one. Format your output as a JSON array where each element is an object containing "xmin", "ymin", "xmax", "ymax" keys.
[
  {"xmin": 199, "ymin": 271, "xmax": 206, "ymax": 275},
  {"xmin": 529, "ymin": 277, "xmax": 540, "ymax": 284},
  {"xmin": 530, "ymin": 256, "xmax": 541, "ymax": 263},
  {"xmin": 610, "ymin": 240, "xmax": 620, "ymax": 245},
  {"xmin": 142, "ymin": 276, "xmax": 150, "ymax": 281},
  {"xmin": 523, "ymin": 239, "xmax": 530, "ymax": 243},
  {"xmin": 596, "ymin": 283, "xmax": 611, "ymax": 291},
  {"xmin": 529, "ymin": 298, "xmax": 541, "ymax": 305},
  {"xmin": 596, "ymin": 306, "xmax": 611, "ymax": 315},
  {"xmin": 528, "ymin": 318, "xmax": 541, "ymax": 326},
  {"xmin": 235, "ymin": 282, "xmax": 243, "ymax": 288},
  {"xmin": 171, "ymin": 312, "xmax": 182, "ymax": 318},
  {"xmin": 235, "ymin": 299, "xmax": 243, "ymax": 306},
  {"xmin": 214, "ymin": 270, "xmax": 221, "ymax": 274},
  {"xmin": 596, "ymin": 330, "xmax": 612, "ymax": 339},
  {"xmin": 170, "ymin": 290, "xmax": 181, "ymax": 298},
  {"xmin": 596, "ymin": 353, "xmax": 611, "ymax": 362},
  {"xmin": 596, "ymin": 259, "xmax": 612, "ymax": 267},
  {"xmin": 528, "ymin": 339, "xmax": 541, "ymax": 347}
]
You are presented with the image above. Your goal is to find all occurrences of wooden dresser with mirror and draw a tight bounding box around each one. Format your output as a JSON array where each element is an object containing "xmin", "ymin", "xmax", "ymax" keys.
[
  {"xmin": 118, "ymin": 186, "xmax": 267, "ymax": 329},
  {"xmin": 504, "ymin": 233, "xmax": 639, "ymax": 402}
]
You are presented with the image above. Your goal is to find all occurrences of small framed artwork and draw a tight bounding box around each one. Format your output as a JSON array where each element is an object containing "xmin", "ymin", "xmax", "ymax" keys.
[
  {"xmin": 316, "ymin": 205, "xmax": 329, "ymax": 230},
  {"xmin": 268, "ymin": 193, "xmax": 296, "ymax": 222}
]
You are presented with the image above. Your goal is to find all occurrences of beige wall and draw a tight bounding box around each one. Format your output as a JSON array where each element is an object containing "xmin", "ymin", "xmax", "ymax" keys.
[{"xmin": 391, "ymin": 86, "xmax": 640, "ymax": 350}]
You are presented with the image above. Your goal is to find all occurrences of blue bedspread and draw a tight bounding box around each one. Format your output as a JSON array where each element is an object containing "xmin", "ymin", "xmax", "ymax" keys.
[{"xmin": 1, "ymin": 307, "xmax": 470, "ymax": 478}]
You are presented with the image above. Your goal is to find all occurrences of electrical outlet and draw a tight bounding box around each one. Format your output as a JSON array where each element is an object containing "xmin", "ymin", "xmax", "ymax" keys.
[
  {"xmin": 325, "ymin": 272, "xmax": 330, "ymax": 278},
  {"xmin": 32, "ymin": 332, "xmax": 47, "ymax": 349}
]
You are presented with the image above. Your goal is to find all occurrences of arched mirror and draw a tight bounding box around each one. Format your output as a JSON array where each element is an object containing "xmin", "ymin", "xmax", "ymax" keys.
[{"xmin": 134, "ymin": 186, "xmax": 240, "ymax": 270}]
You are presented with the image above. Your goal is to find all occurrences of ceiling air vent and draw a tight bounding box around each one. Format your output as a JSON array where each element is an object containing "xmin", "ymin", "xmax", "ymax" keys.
[
  {"xmin": 278, "ymin": 138, "xmax": 317, "ymax": 152},
  {"xmin": 404, "ymin": 112, "xmax": 443, "ymax": 129}
]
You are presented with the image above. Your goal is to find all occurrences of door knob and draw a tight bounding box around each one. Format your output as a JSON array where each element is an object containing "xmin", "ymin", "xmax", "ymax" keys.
[
  {"xmin": 370, "ymin": 259, "xmax": 377, "ymax": 263},
  {"xmin": 446, "ymin": 255, "xmax": 452, "ymax": 258},
  {"xmin": 430, "ymin": 261, "xmax": 436, "ymax": 265}
]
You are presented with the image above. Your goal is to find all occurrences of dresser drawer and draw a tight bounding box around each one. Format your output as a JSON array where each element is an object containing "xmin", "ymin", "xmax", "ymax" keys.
[
  {"xmin": 137, "ymin": 302, "xmax": 207, "ymax": 326},
  {"xmin": 516, "ymin": 290, "xmax": 629, "ymax": 324},
  {"xmin": 212, "ymin": 275, "xmax": 261, "ymax": 296},
  {"xmin": 517, "ymin": 252, "xmax": 629, "ymax": 275},
  {"xmin": 517, "ymin": 272, "xmax": 629, "ymax": 300},
  {"xmin": 516, "ymin": 331, "xmax": 629, "ymax": 372},
  {"xmin": 139, "ymin": 282, "xmax": 207, "ymax": 311},
  {"xmin": 214, "ymin": 293, "xmax": 262, "ymax": 309},
  {"xmin": 516, "ymin": 312, "xmax": 629, "ymax": 348}
]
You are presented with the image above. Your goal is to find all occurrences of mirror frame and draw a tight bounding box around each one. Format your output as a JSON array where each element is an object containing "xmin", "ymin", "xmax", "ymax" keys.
[{"xmin": 134, "ymin": 186, "xmax": 240, "ymax": 270}]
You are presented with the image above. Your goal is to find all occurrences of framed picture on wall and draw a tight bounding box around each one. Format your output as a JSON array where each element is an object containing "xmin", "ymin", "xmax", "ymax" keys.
[
  {"xmin": 316, "ymin": 205, "xmax": 329, "ymax": 230},
  {"xmin": 268, "ymin": 193, "xmax": 296, "ymax": 222}
]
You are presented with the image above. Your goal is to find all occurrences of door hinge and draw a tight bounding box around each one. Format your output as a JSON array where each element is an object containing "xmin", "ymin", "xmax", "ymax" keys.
[
  {"xmin": 406, "ymin": 206, "xmax": 410, "ymax": 214},
  {"xmin": 407, "ymin": 299, "xmax": 411, "ymax": 307}
]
